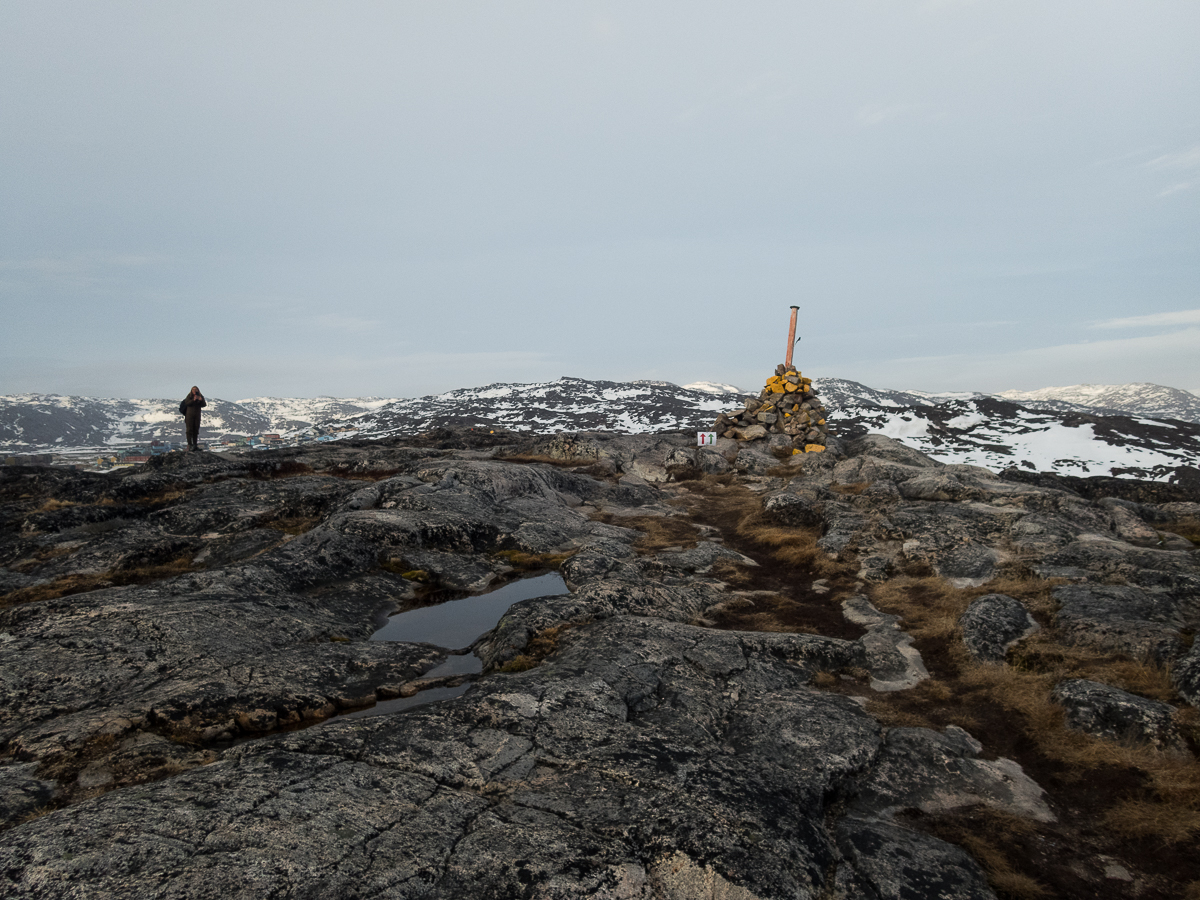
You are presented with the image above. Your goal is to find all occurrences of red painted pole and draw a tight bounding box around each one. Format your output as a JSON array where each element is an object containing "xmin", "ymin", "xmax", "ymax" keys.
[{"xmin": 784, "ymin": 305, "xmax": 799, "ymax": 368}]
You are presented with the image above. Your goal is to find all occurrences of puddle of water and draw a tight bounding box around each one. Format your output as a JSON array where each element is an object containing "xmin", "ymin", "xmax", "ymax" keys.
[
  {"xmin": 424, "ymin": 653, "xmax": 483, "ymax": 677},
  {"xmin": 219, "ymin": 573, "xmax": 570, "ymax": 738},
  {"xmin": 342, "ymin": 684, "xmax": 472, "ymax": 719},
  {"xmin": 370, "ymin": 571, "xmax": 568, "ymax": 650}
]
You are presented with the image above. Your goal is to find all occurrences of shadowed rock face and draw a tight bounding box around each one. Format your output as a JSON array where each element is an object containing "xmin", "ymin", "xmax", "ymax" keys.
[
  {"xmin": 959, "ymin": 594, "xmax": 1040, "ymax": 664},
  {"xmin": 1, "ymin": 430, "xmax": 1197, "ymax": 897}
]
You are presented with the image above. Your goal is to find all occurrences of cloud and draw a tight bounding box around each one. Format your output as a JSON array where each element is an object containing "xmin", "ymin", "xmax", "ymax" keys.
[
  {"xmin": 0, "ymin": 253, "xmax": 168, "ymax": 272},
  {"xmin": 310, "ymin": 313, "xmax": 381, "ymax": 333},
  {"xmin": 0, "ymin": 350, "xmax": 563, "ymax": 400},
  {"xmin": 844, "ymin": 326, "xmax": 1200, "ymax": 395},
  {"xmin": 1143, "ymin": 145, "xmax": 1200, "ymax": 196},
  {"xmin": 856, "ymin": 103, "xmax": 917, "ymax": 127},
  {"xmin": 1146, "ymin": 145, "xmax": 1200, "ymax": 171},
  {"xmin": 1091, "ymin": 309, "xmax": 1200, "ymax": 330},
  {"xmin": 1158, "ymin": 181, "xmax": 1197, "ymax": 197}
]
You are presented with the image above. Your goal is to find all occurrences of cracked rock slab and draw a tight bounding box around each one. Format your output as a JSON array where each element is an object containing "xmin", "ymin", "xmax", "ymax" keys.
[{"xmin": 0, "ymin": 617, "xmax": 887, "ymax": 899}]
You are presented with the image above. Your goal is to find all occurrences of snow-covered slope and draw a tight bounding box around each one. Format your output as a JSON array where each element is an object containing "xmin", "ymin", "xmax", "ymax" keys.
[
  {"xmin": 234, "ymin": 397, "xmax": 397, "ymax": 431},
  {"xmin": 825, "ymin": 391, "xmax": 1200, "ymax": 481},
  {"xmin": 324, "ymin": 377, "xmax": 745, "ymax": 437},
  {"xmin": 996, "ymin": 383, "xmax": 1200, "ymax": 423},
  {"xmin": 682, "ymin": 381, "xmax": 746, "ymax": 395},
  {"xmin": 0, "ymin": 395, "xmax": 272, "ymax": 449},
  {"xmin": 811, "ymin": 378, "xmax": 939, "ymax": 410}
]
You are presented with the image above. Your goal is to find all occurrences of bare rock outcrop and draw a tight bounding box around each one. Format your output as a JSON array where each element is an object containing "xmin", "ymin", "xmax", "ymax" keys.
[{"xmin": 3, "ymin": 426, "xmax": 1198, "ymax": 896}]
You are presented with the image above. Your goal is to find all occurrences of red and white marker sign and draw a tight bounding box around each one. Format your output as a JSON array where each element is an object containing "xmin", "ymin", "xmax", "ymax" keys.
[{"xmin": 697, "ymin": 431, "xmax": 718, "ymax": 446}]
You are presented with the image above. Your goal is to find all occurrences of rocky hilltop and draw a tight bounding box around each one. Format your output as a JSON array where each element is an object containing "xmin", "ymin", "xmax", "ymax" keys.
[{"xmin": 1, "ymin": 429, "xmax": 1198, "ymax": 898}]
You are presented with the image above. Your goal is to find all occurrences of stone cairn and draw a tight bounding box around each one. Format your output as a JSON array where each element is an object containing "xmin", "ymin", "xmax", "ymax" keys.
[{"xmin": 713, "ymin": 364, "xmax": 829, "ymax": 453}]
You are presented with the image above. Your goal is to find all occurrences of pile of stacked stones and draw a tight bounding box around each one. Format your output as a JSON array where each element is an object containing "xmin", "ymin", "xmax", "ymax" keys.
[{"xmin": 714, "ymin": 364, "xmax": 829, "ymax": 453}]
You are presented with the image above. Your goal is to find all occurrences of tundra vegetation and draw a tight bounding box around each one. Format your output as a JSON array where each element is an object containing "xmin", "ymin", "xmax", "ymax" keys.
[{"xmin": 0, "ymin": 427, "xmax": 1198, "ymax": 899}]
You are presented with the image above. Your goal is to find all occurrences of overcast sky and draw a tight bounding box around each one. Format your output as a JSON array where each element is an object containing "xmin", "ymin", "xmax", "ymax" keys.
[{"xmin": 2, "ymin": 2, "xmax": 1198, "ymax": 400}]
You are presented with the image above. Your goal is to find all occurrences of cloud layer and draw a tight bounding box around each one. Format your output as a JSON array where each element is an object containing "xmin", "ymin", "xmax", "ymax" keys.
[{"xmin": 2, "ymin": 2, "xmax": 1197, "ymax": 399}]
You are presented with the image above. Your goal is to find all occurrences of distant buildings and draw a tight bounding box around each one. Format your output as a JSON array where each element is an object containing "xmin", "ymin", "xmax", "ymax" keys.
[{"xmin": 2, "ymin": 453, "xmax": 54, "ymax": 466}]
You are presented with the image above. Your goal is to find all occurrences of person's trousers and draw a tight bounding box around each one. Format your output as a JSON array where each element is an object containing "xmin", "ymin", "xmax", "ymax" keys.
[{"xmin": 186, "ymin": 417, "xmax": 200, "ymax": 448}]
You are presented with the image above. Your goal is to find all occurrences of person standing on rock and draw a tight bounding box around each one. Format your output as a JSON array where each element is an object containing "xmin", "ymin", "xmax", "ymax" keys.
[{"xmin": 180, "ymin": 386, "xmax": 207, "ymax": 451}]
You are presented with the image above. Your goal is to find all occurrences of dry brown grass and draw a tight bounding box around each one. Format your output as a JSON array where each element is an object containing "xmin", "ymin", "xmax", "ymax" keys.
[
  {"xmin": 379, "ymin": 558, "xmax": 431, "ymax": 582},
  {"xmin": 812, "ymin": 670, "xmax": 838, "ymax": 688},
  {"xmin": 863, "ymin": 570, "xmax": 1200, "ymax": 883},
  {"xmin": 1104, "ymin": 797, "xmax": 1200, "ymax": 843},
  {"xmin": 33, "ymin": 497, "xmax": 116, "ymax": 513},
  {"xmin": 736, "ymin": 518, "xmax": 845, "ymax": 577},
  {"xmin": 496, "ymin": 623, "xmax": 579, "ymax": 673},
  {"xmin": 829, "ymin": 481, "xmax": 869, "ymax": 495},
  {"xmin": 491, "ymin": 549, "xmax": 577, "ymax": 572},
  {"xmin": 673, "ymin": 475, "xmax": 849, "ymax": 577},
  {"xmin": 912, "ymin": 809, "xmax": 1050, "ymax": 900},
  {"xmin": 128, "ymin": 488, "xmax": 188, "ymax": 506},
  {"xmin": 328, "ymin": 468, "xmax": 403, "ymax": 481},
  {"xmin": 608, "ymin": 514, "xmax": 701, "ymax": 554},
  {"xmin": 265, "ymin": 515, "xmax": 322, "ymax": 535},
  {"xmin": 0, "ymin": 556, "xmax": 195, "ymax": 609},
  {"xmin": 9, "ymin": 544, "xmax": 79, "ymax": 572},
  {"xmin": 1163, "ymin": 516, "xmax": 1200, "ymax": 544},
  {"xmin": 495, "ymin": 453, "xmax": 598, "ymax": 468},
  {"xmin": 16, "ymin": 804, "xmax": 59, "ymax": 826},
  {"xmin": 252, "ymin": 461, "xmax": 315, "ymax": 479}
]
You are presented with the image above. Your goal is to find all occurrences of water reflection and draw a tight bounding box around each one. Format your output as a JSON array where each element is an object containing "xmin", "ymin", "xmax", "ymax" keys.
[
  {"xmin": 342, "ymin": 684, "xmax": 472, "ymax": 719},
  {"xmin": 370, "ymin": 572, "xmax": 568, "ymax": 649}
]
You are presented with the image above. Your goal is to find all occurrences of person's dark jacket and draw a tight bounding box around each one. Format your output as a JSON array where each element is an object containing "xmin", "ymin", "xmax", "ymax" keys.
[{"xmin": 181, "ymin": 395, "xmax": 206, "ymax": 423}]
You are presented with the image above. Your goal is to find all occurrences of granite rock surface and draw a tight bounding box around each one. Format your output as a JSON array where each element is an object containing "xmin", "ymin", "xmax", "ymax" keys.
[{"xmin": 2, "ymin": 429, "xmax": 1198, "ymax": 897}]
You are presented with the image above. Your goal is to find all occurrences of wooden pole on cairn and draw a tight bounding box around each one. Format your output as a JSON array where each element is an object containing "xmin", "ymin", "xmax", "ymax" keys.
[{"xmin": 784, "ymin": 305, "xmax": 800, "ymax": 369}]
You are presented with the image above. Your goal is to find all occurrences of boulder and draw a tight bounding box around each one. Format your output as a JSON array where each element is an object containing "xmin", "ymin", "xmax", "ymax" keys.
[
  {"xmin": 734, "ymin": 424, "xmax": 768, "ymax": 442},
  {"xmin": 936, "ymin": 543, "xmax": 1000, "ymax": 586},
  {"xmin": 848, "ymin": 725, "xmax": 1054, "ymax": 823},
  {"xmin": 959, "ymin": 594, "xmax": 1039, "ymax": 663},
  {"xmin": 1103, "ymin": 503, "xmax": 1162, "ymax": 546},
  {"xmin": 763, "ymin": 492, "xmax": 824, "ymax": 527},
  {"xmin": 1053, "ymin": 584, "xmax": 1185, "ymax": 664},
  {"xmin": 1051, "ymin": 679, "xmax": 1186, "ymax": 752},
  {"xmin": 899, "ymin": 473, "xmax": 970, "ymax": 502},
  {"xmin": 734, "ymin": 447, "xmax": 776, "ymax": 474},
  {"xmin": 695, "ymin": 448, "xmax": 731, "ymax": 474},
  {"xmin": 1158, "ymin": 531, "xmax": 1196, "ymax": 551},
  {"xmin": 845, "ymin": 435, "xmax": 940, "ymax": 469}
]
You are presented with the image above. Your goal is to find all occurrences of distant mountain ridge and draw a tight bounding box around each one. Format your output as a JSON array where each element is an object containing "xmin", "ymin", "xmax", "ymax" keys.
[
  {"xmin": 3, "ymin": 378, "xmax": 1199, "ymax": 481},
  {"xmin": 995, "ymin": 383, "xmax": 1200, "ymax": 423}
]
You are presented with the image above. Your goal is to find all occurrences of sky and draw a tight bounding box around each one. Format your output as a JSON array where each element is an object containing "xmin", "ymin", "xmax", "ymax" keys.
[{"xmin": 2, "ymin": 1, "xmax": 1198, "ymax": 400}]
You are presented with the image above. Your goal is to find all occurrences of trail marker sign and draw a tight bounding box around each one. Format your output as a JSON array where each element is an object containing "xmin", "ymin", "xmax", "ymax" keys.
[{"xmin": 697, "ymin": 431, "xmax": 717, "ymax": 446}]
